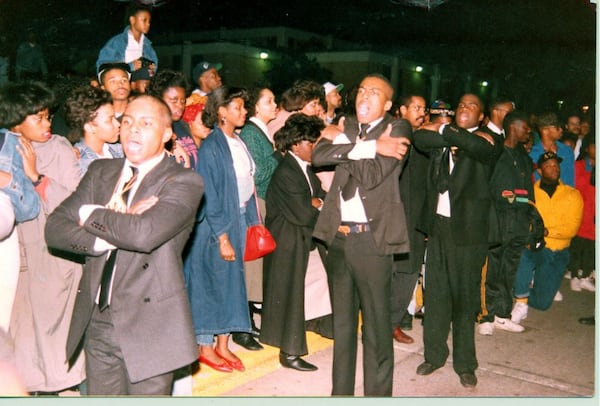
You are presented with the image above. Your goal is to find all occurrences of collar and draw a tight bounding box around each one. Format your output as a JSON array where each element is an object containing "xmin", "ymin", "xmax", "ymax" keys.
[
  {"xmin": 361, "ymin": 117, "xmax": 384, "ymax": 132},
  {"xmin": 127, "ymin": 29, "xmax": 145, "ymax": 44},
  {"xmin": 249, "ymin": 117, "xmax": 271, "ymax": 139},
  {"xmin": 486, "ymin": 121, "xmax": 503, "ymax": 135},
  {"xmin": 124, "ymin": 151, "xmax": 165, "ymax": 179},
  {"xmin": 289, "ymin": 150, "xmax": 310, "ymax": 171}
]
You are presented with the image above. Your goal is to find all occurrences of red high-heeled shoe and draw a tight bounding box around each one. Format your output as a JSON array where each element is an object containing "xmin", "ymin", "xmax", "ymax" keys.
[
  {"xmin": 199, "ymin": 354, "xmax": 233, "ymax": 373},
  {"xmin": 215, "ymin": 349, "xmax": 245, "ymax": 372}
]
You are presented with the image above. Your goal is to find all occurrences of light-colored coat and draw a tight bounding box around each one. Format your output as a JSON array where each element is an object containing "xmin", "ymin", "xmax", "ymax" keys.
[{"xmin": 10, "ymin": 134, "xmax": 84, "ymax": 392}]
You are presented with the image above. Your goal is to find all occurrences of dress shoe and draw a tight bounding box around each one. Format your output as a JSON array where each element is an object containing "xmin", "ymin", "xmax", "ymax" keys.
[
  {"xmin": 578, "ymin": 316, "xmax": 595, "ymax": 325},
  {"xmin": 28, "ymin": 391, "xmax": 60, "ymax": 396},
  {"xmin": 393, "ymin": 326, "xmax": 414, "ymax": 344},
  {"xmin": 399, "ymin": 312, "xmax": 413, "ymax": 330},
  {"xmin": 215, "ymin": 349, "xmax": 245, "ymax": 372},
  {"xmin": 459, "ymin": 372, "xmax": 478, "ymax": 388},
  {"xmin": 199, "ymin": 354, "xmax": 233, "ymax": 373},
  {"xmin": 416, "ymin": 361, "xmax": 441, "ymax": 376},
  {"xmin": 232, "ymin": 332, "xmax": 263, "ymax": 351},
  {"xmin": 279, "ymin": 352, "xmax": 318, "ymax": 371},
  {"xmin": 249, "ymin": 301, "xmax": 262, "ymax": 315}
]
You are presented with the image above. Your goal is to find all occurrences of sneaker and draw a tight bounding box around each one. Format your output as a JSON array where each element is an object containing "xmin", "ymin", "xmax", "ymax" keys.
[
  {"xmin": 478, "ymin": 321, "xmax": 494, "ymax": 336},
  {"xmin": 511, "ymin": 302, "xmax": 528, "ymax": 324},
  {"xmin": 554, "ymin": 291, "xmax": 563, "ymax": 301},
  {"xmin": 494, "ymin": 316, "xmax": 525, "ymax": 333},
  {"xmin": 580, "ymin": 277, "xmax": 596, "ymax": 292},
  {"xmin": 570, "ymin": 277, "xmax": 582, "ymax": 292}
]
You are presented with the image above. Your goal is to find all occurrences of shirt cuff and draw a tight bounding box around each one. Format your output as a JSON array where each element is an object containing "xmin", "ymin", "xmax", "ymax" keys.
[{"xmin": 348, "ymin": 140, "xmax": 376, "ymax": 160}]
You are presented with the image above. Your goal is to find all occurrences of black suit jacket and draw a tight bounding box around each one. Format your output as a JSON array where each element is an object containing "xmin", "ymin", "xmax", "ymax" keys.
[
  {"xmin": 414, "ymin": 124, "xmax": 503, "ymax": 246},
  {"xmin": 312, "ymin": 114, "xmax": 412, "ymax": 255},
  {"xmin": 45, "ymin": 155, "xmax": 204, "ymax": 383}
]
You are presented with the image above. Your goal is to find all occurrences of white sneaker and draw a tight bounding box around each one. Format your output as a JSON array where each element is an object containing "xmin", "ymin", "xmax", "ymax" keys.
[
  {"xmin": 511, "ymin": 302, "xmax": 528, "ymax": 324},
  {"xmin": 580, "ymin": 277, "xmax": 596, "ymax": 292},
  {"xmin": 494, "ymin": 316, "xmax": 525, "ymax": 333},
  {"xmin": 478, "ymin": 321, "xmax": 494, "ymax": 336},
  {"xmin": 554, "ymin": 291, "xmax": 563, "ymax": 301},
  {"xmin": 570, "ymin": 278, "xmax": 582, "ymax": 292}
]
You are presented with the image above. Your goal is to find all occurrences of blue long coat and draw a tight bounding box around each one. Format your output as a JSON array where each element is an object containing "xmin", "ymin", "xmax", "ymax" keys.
[{"xmin": 183, "ymin": 127, "xmax": 258, "ymax": 336}]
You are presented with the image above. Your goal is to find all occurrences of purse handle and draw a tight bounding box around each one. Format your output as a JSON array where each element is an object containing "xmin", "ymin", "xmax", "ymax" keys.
[{"xmin": 252, "ymin": 185, "xmax": 264, "ymax": 225}]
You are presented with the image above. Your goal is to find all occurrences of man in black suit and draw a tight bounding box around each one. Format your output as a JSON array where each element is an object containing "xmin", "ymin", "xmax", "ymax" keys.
[
  {"xmin": 413, "ymin": 93, "xmax": 503, "ymax": 388},
  {"xmin": 392, "ymin": 94, "xmax": 429, "ymax": 344},
  {"xmin": 312, "ymin": 73, "xmax": 412, "ymax": 396},
  {"xmin": 45, "ymin": 95, "xmax": 204, "ymax": 395}
]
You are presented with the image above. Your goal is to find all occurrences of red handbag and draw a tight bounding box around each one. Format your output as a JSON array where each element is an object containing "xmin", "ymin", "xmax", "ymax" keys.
[{"xmin": 244, "ymin": 190, "xmax": 276, "ymax": 261}]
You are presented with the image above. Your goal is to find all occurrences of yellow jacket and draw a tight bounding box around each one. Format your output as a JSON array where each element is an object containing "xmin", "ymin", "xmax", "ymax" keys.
[{"xmin": 534, "ymin": 180, "xmax": 583, "ymax": 251}]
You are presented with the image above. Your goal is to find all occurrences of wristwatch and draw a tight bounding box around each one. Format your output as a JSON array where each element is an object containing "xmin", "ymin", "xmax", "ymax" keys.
[{"xmin": 32, "ymin": 174, "xmax": 45, "ymax": 186}]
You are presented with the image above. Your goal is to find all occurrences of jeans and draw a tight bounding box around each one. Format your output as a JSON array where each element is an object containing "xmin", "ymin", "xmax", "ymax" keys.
[{"xmin": 513, "ymin": 247, "xmax": 570, "ymax": 310}]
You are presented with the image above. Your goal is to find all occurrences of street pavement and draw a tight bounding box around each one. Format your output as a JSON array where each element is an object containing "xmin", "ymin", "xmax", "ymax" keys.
[{"xmin": 191, "ymin": 278, "xmax": 597, "ymax": 399}]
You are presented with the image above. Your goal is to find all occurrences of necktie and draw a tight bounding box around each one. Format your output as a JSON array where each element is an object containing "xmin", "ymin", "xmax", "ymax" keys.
[
  {"xmin": 341, "ymin": 124, "xmax": 370, "ymax": 200},
  {"xmin": 358, "ymin": 123, "xmax": 370, "ymax": 140},
  {"xmin": 435, "ymin": 148, "xmax": 451, "ymax": 194},
  {"xmin": 98, "ymin": 166, "xmax": 139, "ymax": 312}
]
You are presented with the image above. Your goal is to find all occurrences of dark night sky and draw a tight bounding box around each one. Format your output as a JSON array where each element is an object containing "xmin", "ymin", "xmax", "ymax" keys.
[{"xmin": 0, "ymin": 0, "xmax": 596, "ymax": 111}]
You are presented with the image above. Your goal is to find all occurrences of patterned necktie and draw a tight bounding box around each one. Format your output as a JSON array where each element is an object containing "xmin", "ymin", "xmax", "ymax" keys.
[
  {"xmin": 341, "ymin": 124, "xmax": 370, "ymax": 200},
  {"xmin": 98, "ymin": 166, "xmax": 139, "ymax": 312}
]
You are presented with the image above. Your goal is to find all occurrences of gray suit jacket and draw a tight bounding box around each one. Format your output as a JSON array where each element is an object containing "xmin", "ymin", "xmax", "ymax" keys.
[
  {"xmin": 45, "ymin": 155, "xmax": 204, "ymax": 383},
  {"xmin": 312, "ymin": 114, "xmax": 412, "ymax": 256}
]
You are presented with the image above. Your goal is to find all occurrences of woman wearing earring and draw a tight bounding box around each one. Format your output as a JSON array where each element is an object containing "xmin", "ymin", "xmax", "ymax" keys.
[{"xmin": 183, "ymin": 86, "xmax": 258, "ymax": 373}]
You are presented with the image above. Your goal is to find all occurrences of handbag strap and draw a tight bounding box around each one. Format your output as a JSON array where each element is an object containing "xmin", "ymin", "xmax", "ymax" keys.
[{"xmin": 252, "ymin": 185, "xmax": 263, "ymax": 224}]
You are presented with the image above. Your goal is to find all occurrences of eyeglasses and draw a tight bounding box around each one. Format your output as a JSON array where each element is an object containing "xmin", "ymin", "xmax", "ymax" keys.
[{"xmin": 409, "ymin": 105, "xmax": 428, "ymax": 113}]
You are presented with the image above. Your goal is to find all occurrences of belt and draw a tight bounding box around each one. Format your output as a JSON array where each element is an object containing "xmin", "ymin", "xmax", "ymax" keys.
[{"xmin": 337, "ymin": 222, "xmax": 370, "ymax": 236}]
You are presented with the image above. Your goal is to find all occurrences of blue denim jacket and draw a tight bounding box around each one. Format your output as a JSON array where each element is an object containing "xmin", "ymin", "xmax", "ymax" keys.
[
  {"xmin": 0, "ymin": 129, "xmax": 40, "ymax": 223},
  {"xmin": 74, "ymin": 141, "xmax": 124, "ymax": 178},
  {"xmin": 96, "ymin": 27, "xmax": 158, "ymax": 73}
]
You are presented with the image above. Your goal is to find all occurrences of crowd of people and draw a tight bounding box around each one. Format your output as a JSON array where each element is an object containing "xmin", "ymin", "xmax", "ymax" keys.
[{"xmin": 0, "ymin": 3, "xmax": 595, "ymax": 397}]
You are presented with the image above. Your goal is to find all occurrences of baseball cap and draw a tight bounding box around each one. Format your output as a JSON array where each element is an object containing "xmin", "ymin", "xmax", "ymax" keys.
[
  {"xmin": 323, "ymin": 81, "xmax": 344, "ymax": 96},
  {"xmin": 192, "ymin": 61, "xmax": 222, "ymax": 83},
  {"xmin": 429, "ymin": 99, "xmax": 455, "ymax": 117},
  {"xmin": 97, "ymin": 62, "xmax": 131, "ymax": 84},
  {"xmin": 537, "ymin": 151, "xmax": 563, "ymax": 167}
]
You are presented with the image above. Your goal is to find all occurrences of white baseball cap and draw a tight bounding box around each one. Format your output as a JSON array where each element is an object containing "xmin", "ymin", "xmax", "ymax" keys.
[{"xmin": 323, "ymin": 81, "xmax": 344, "ymax": 95}]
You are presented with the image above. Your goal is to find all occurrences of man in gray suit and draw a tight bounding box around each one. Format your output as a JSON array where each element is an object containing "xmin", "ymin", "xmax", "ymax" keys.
[
  {"xmin": 45, "ymin": 95, "xmax": 204, "ymax": 395},
  {"xmin": 312, "ymin": 73, "xmax": 411, "ymax": 396}
]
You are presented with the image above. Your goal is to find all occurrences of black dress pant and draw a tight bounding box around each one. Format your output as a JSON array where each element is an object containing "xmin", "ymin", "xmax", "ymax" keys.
[
  {"xmin": 84, "ymin": 306, "xmax": 174, "ymax": 395},
  {"xmin": 423, "ymin": 216, "xmax": 486, "ymax": 375},
  {"xmin": 326, "ymin": 231, "xmax": 393, "ymax": 396},
  {"xmin": 391, "ymin": 256, "xmax": 420, "ymax": 327}
]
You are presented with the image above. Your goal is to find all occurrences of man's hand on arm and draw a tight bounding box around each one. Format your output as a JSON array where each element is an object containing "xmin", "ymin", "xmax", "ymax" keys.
[{"xmin": 375, "ymin": 124, "xmax": 411, "ymax": 160}]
